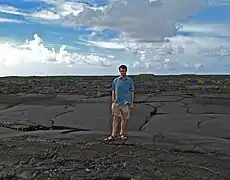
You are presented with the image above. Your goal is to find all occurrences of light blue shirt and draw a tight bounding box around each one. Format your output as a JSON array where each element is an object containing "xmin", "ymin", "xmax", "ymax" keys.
[{"xmin": 112, "ymin": 76, "xmax": 134, "ymax": 105}]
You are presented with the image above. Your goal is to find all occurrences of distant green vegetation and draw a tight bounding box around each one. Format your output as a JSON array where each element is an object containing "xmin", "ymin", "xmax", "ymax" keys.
[
  {"xmin": 132, "ymin": 74, "xmax": 154, "ymax": 81},
  {"xmin": 1, "ymin": 74, "xmax": 230, "ymax": 87},
  {"xmin": 0, "ymin": 74, "xmax": 230, "ymax": 95}
]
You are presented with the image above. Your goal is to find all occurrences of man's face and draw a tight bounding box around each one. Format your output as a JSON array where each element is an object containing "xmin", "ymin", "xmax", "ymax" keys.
[{"xmin": 119, "ymin": 68, "xmax": 127, "ymax": 77}]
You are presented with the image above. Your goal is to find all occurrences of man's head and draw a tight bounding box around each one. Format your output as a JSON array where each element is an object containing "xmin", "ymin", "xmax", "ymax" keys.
[{"xmin": 118, "ymin": 64, "xmax": 127, "ymax": 77}]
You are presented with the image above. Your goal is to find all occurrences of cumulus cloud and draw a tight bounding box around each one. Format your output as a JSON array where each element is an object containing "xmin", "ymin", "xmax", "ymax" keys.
[
  {"xmin": 89, "ymin": 31, "xmax": 230, "ymax": 72},
  {"xmin": 0, "ymin": 1, "xmax": 207, "ymax": 42},
  {"xmin": 8, "ymin": 0, "xmax": 206, "ymax": 42},
  {"xmin": 65, "ymin": 0, "xmax": 206, "ymax": 41},
  {"xmin": 1, "ymin": 0, "xmax": 229, "ymax": 74},
  {"xmin": 0, "ymin": 34, "xmax": 112, "ymax": 67}
]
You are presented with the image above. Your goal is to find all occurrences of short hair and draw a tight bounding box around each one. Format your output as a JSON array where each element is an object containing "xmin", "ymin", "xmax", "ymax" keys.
[{"xmin": 118, "ymin": 64, "xmax": 127, "ymax": 71}]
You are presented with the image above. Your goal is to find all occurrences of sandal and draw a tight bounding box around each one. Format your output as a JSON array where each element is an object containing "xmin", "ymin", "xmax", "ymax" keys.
[
  {"xmin": 119, "ymin": 134, "xmax": 127, "ymax": 140},
  {"xmin": 104, "ymin": 135, "xmax": 116, "ymax": 141}
]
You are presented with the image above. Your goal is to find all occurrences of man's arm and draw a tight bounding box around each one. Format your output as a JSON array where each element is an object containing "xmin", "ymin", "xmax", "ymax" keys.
[
  {"xmin": 111, "ymin": 79, "xmax": 116, "ymax": 102},
  {"xmin": 112, "ymin": 91, "xmax": 116, "ymax": 102},
  {"xmin": 130, "ymin": 79, "xmax": 134, "ymax": 105},
  {"xmin": 131, "ymin": 92, "xmax": 134, "ymax": 105}
]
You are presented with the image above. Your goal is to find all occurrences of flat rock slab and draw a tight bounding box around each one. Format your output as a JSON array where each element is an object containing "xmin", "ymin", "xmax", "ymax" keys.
[
  {"xmin": 82, "ymin": 94, "xmax": 151, "ymax": 103},
  {"xmin": 77, "ymin": 96, "xmax": 111, "ymax": 103},
  {"xmin": 56, "ymin": 94, "xmax": 88, "ymax": 101},
  {"xmin": 187, "ymin": 104, "xmax": 230, "ymax": 114},
  {"xmin": 0, "ymin": 95, "xmax": 152, "ymax": 131},
  {"xmin": 152, "ymin": 132, "xmax": 230, "ymax": 156},
  {"xmin": 54, "ymin": 103, "xmax": 152, "ymax": 131},
  {"xmin": 0, "ymin": 94, "xmax": 81, "ymax": 106},
  {"xmin": 0, "ymin": 94, "xmax": 55, "ymax": 104},
  {"xmin": 134, "ymin": 94, "xmax": 152, "ymax": 101},
  {"xmin": 143, "ymin": 114, "xmax": 200, "ymax": 135},
  {"xmin": 156, "ymin": 102, "xmax": 187, "ymax": 114},
  {"xmin": 0, "ymin": 127, "xmax": 17, "ymax": 135},
  {"xmin": 142, "ymin": 114, "xmax": 230, "ymax": 139},
  {"xmin": 147, "ymin": 95, "xmax": 184, "ymax": 102},
  {"xmin": 0, "ymin": 105, "xmax": 69, "ymax": 127},
  {"xmin": 129, "ymin": 104, "xmax": 153, "ymax": 130},
  {"xmin": 194, "ymin": 94, "xmax": 230, "ymax": 106},
  {"xmin": 0, "ymin": 105, "xmax": 9, "ymax": 111},
  {"xmin": 54, "ymin": 103, "xmax": 111, "ymax": 131},
  {"xmin": 197, "ymin": 115, "xmax": 230, "ymax": 139}
]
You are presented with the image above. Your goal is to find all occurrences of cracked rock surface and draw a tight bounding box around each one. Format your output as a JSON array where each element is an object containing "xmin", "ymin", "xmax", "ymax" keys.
[
  {"xmin": 140, "ymin": 92, "xmax": 230, "ymax": 140},
  {"xmin": 0, "ymin": 75, "xmax": 230, "ymax": 179}
]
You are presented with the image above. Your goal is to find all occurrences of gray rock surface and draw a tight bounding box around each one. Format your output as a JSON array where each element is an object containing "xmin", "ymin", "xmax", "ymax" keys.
[
  {"xmin": 0, "ymin": 130, "xmax": 230, "ymax": 180},
  {"xmin": 0, "ymin": 75, "xmax": 230, "ymax": 179},
  {"xmin": 0, "ymin": 127, "xmax": 17, "ymax": 135}
]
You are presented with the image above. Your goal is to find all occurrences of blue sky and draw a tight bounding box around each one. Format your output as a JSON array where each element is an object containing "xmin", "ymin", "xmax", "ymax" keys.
[{"xmin": 0, "ymin": 0, "xmax": 229, "ymax": 76}]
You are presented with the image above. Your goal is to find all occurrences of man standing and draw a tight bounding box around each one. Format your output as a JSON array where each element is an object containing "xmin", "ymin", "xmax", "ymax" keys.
[{"xmin": 104, "ymin": 65, "xmax": 134, "ymax": 141}]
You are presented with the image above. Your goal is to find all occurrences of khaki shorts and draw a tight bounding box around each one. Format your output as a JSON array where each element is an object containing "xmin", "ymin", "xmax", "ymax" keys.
[{"xmin": 111, "ymin": 102, "xmax": 131, "ymax": 120}]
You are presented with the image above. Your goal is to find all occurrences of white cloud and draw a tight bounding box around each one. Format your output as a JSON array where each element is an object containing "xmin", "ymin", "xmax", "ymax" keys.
[
  {"xmin": 88, "ymin": 31, "xmax": 230, "ymax": 72},
  {"xmin": 86, "ymin": 20, "xmax": 230, "ymax": 73},
  {"xmin": 16, "ymin": 0, "xmax": 207, "ymax": 42},
  {"xmin": 0, "ymin": 17, "xmax": 24, "ymax": 24},
  {"xmin": 179, "ymin": 23, "xmax": 230, "ymax": 37},
  {"xmin": 88, "ymin": 41, "xmax": 125, "ymax": 49},
  {"xmin": 0, "ymin": 2, "xmax": 83, "ymax": 23},
  {"xmin": 31, "ymin": 10, "xmax": 61, "ymax": 20},
  {"xmin": 0, "ymin": 0, "xmax": 229, "ymax": 75},
  {"xmin": 59, "ymin": 1, "xmax": 84, "ymax": 16},
  {"xmin": 0, "ymin": 34, "xmax": 112, "ymax": 67},
  {"xmin": 0, "ymin": 33, "xmax": 229, "ymax": 75},
  {"xmin": 29, "ymin": 1, "xmax": 83, "ymax": 21},
  {"xmin": 66, "ymin": 0, "xmax": 206, "ymax": 41},
  {"xmin": 0, "ymin": 5, "xmax": 28, "ymax": 16}
]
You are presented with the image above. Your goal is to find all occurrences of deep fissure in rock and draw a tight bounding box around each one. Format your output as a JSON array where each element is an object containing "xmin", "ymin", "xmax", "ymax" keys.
[
  {"xmin": 0, "ymin": 123, "xmax": 90, "ymax": 133},
  {"xmin": 138, "ymin": 106, "xmax": 158, "ymax": 131}
]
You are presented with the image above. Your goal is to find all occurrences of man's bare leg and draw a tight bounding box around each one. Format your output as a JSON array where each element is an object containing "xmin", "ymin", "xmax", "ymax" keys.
[
  {"xmin": 120, "ymin": 117, "xmax": 127, "ymax": 136},
  {"xmin": 119, "ymin": 106, "xmax": 130, "ymax": 140},
  {"xmin": 111, "ymin": 115, "xmax": 118, "ymax": 137},
  {"xmin": 104, "ymin": 116, "xmax": 118, "ymax": 141},
  {"xmin": 104, "ymin": 104, "xmax": 120, "ymax": 141}
]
